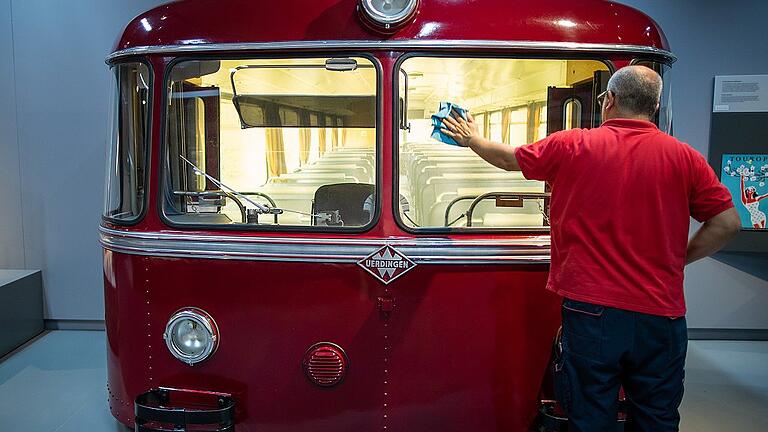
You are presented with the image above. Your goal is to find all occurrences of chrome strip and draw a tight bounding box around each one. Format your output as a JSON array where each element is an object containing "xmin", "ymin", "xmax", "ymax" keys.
[
  {"xmin": 99, "ymin": 226, "xmax": 550, "ymax": 265},
  {"xmin": 106, "ymin": 40, "xmax": 676, "ymax": 63}
]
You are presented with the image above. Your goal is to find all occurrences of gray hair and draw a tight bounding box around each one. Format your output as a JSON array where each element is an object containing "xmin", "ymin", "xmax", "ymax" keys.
[{"xmin": 607, "ymin": 66, "xmax": 663, "ymax": 117}]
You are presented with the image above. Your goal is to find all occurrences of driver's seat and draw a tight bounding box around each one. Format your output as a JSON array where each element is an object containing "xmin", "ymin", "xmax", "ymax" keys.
[{"xmin": 312, "ymin": 183, "xmax": 375, "ymax": 227}]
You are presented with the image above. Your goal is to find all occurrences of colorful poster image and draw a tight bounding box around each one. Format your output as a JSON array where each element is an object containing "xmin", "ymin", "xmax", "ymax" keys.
[{"xmin": 721, "ymin": 154, "xmax": 768, "ymax": 230}]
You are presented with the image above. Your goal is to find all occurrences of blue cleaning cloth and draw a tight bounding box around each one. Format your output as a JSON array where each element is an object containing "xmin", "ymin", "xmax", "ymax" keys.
[{"xmin": 431, "ymin": 102, "xmax": 468, "ymax": 146}]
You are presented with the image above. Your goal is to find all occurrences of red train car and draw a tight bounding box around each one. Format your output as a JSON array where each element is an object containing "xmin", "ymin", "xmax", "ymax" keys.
[{"xmin": 101, "ymin": 1, "xmax": 675, "ymax": 430}]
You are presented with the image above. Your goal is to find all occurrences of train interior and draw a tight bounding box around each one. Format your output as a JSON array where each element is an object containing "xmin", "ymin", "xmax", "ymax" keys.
[{"xmin": 161, "ymin": 57, "xmax": 610, "ymax": 229}]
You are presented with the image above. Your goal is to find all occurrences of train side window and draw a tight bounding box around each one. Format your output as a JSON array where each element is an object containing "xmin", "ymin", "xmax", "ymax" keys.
[
  {"xmin": 396, "ymin": 57, "xmax": 610, "ymax": 231},
  {"xmin": 103, "ymin": 62, "xmax": 151, "ymax": 223},
  {"xmin": 162, "ymin": 57, "xmax": 378, "ymax": 230}
]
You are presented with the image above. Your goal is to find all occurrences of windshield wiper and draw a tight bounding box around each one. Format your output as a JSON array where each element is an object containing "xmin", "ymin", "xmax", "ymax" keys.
[
  {"xmin": 180, "ymin": 155, "xmax": 273, "ymax": 213},
  {"xmin": 179, "ymin": 156, "xmax": 337, "ymax": 223}
]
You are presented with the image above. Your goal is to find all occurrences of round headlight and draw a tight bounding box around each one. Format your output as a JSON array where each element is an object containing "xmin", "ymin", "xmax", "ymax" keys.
[
  {"xmin": 359, "ymin": 0, "xmax": 419, "ymax": 31},
  {"xmin": 163, "ymin": 308, "xmax": 219, "ymax": 366}
]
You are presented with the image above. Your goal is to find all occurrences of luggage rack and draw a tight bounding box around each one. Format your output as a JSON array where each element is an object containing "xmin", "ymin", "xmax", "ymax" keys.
[{"xmin": 134, "ymin": 388, "xmax": 236, "ymax": 432}]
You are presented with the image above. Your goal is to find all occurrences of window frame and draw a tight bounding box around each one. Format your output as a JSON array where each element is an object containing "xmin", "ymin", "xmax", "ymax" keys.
[
  {"xmin": 158, "ymin": 53, "xmax": 383, "ymax": 234},
  {"xmin": 392, "ymin": 52, "xmax": 615, "ymax": 234},
  {"xmin": 102, "ymin": 58, "xmax": 154, "ymax": 227}
]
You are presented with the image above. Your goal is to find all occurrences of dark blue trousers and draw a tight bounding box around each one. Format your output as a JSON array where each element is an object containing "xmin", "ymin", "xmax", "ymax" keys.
[{"xmin": 554, "ymin": 298, "xmax": 687, "ymax": 432}]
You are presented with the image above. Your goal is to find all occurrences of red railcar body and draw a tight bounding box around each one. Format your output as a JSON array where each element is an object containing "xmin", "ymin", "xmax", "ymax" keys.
[{"xmin": 102, "ymin": 1, "xmax": 674, "ymax": 431}]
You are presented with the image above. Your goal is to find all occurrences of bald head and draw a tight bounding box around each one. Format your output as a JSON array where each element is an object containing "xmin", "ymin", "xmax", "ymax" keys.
[{"xmin": 606, "ymin": 65, "xmax": 663, "ymax": 118}]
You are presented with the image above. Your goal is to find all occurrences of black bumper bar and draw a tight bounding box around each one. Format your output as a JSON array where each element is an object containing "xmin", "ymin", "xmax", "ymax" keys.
[{"xmin": 135, "ymin": 388, "xmax": 236, "ymax": 432}]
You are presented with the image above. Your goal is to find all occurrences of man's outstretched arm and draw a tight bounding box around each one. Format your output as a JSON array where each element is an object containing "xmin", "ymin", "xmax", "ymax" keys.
[
  {"xmin": 441, "ymin": 114, "xmax": 521, "ymax": 172},
  {"xmin": 686, "ymin": 207, "xmax": 741, "ymax": 265}
]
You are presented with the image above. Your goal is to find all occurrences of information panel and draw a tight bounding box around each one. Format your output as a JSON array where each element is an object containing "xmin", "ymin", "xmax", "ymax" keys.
[{"xmin": 713, "ymin": 75, "xmax": 768, "ymax": 113}]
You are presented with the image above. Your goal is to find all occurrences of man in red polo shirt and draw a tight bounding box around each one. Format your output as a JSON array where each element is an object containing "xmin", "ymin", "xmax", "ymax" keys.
[{"xmin": 441, "ymin": 65, "xmax": 741, "ymax": 432}]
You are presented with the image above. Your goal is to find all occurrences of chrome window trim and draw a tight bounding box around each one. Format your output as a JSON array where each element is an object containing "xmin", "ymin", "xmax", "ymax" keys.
[
  {"xmin": 106, "ymin": 40, "xmax": 676, "ymax": 63},
  {"xmin": 99, "ymin": 226, "xmax": 550, "ymax": 264}
]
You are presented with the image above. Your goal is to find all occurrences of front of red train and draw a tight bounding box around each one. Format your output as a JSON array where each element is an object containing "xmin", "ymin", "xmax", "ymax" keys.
[{"xmin": 101, "ymin": 1, "xmax": 674, "ymax": 431}]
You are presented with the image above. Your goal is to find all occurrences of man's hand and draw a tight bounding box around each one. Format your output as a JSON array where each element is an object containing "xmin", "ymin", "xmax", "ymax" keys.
[
  {"xmin": 439, "ymin": 109, "xmax": 521, "ymax": 171},
  {"xmin": 441, "ymin": 111, "xmax": 480, "ymax": 147}
]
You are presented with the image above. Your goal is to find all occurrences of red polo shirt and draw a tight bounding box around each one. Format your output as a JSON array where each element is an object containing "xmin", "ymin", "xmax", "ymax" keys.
[{"xmin": 515, "ymin": 119, "xmax": 734, "ymax": 316}]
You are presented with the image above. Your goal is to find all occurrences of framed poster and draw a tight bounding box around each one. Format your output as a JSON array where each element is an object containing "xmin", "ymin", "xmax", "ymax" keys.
[{"xmin": 721, "ymin": 154, "xmax": 768, "ymax": 230}]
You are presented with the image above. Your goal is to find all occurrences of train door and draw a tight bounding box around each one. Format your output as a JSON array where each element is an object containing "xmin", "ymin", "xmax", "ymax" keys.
[
  {"xmin": 546, "ymin": 70, "xmax": 609, "ymax": 133},
  {"xmin": 542, "ymin": 70, "xmax": 609, "ymax": 223}
]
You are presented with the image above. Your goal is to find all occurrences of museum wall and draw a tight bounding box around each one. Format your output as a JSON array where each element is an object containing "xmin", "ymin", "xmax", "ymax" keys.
[
  {"xmin": 0, "ymin": 0, "xmax": 766, "ymax": 329},
  {"xmin": 0, "ymin": 0, "xmax": 162, "ymax": 320},
  {"xmin": 0, "ymin": 0, "xmax": 24, "ymax": 270}
]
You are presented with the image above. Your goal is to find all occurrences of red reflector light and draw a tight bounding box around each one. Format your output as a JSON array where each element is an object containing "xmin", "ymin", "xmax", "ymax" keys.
[{"xmin": 302, "ymin": 343, "xmax": 349, "ymax": 387}]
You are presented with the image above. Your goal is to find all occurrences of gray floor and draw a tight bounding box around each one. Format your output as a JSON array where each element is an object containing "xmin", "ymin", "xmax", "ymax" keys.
[
  {"xmin": 0, "ymin": 331, "xmax": 127, "ymax": 432},
  {"xmin": 0, "ymin": 331, "xmax": 766, "ymax": 431}
]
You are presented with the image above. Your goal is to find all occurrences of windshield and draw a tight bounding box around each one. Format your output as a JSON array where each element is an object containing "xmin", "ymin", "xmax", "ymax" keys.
[
  {"xmin": 396, "ymin": 57, "xmax": 610, "ymax": 231},
  {"xmin": 162, "ymin": 57, "xmax": 378, "ymax": 229}
]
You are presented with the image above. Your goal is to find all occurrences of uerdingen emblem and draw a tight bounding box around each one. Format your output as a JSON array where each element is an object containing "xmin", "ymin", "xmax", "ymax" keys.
[{"xmin": 357, "ymin": 245, "xmax": 417, "ymax": 284}]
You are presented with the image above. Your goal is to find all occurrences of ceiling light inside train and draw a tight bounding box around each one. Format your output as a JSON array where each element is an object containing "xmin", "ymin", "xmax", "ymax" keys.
[
  {"xmin": 358, "ymin": 0, "xmax": 419, "ymax": 32},
  {"xmin": 163, "ymin": 308, "xmax": 219, "ymax": 366}
]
